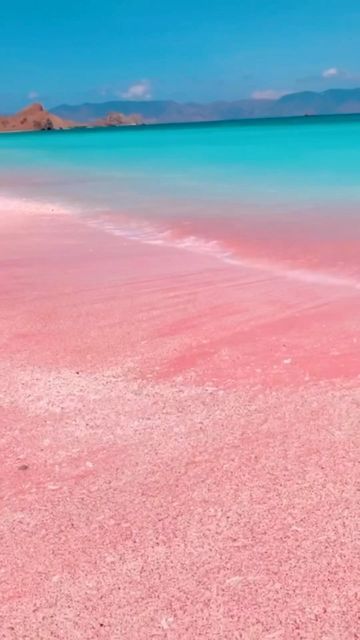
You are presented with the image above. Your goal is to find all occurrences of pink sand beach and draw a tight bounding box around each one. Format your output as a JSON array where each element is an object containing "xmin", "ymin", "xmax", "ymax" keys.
[{"xmin": 0, "ymin": 196, "xmax": 359, "ymax": 638}]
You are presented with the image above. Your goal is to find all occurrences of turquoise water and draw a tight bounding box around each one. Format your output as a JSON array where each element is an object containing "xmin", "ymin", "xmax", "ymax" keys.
[
  {"xmin": 1, "ymin": 115, "xmax": 360, "ymax": 276},
  {"xmin": 1, "ymin": 115, "xmax": 360, "ymax": 203}
]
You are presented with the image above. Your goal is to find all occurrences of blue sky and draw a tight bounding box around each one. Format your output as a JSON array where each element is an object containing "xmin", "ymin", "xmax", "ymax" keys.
[{"xmin": 1, "ymin": 0, "xmax": 360, "ymax": 110}]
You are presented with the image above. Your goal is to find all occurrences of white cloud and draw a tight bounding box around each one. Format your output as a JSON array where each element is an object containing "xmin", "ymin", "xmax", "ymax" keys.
[
  {"xmin": 120, "ymin": 80, "xmax": 152, "ymax": 100},
  {"xmin": 251, "ymin": 89, "xmax": 289, "ymax": 100},
  {"xmin": 27, "ymin": 90, "xmax": 39, "ymax": 100},
  {"xmin": 321, "ymin": 67, "xmax": 360, "ymax": 80},
  {"xmin": 322, "ymin": 67, "xmax": 341, "ymax": 78}
]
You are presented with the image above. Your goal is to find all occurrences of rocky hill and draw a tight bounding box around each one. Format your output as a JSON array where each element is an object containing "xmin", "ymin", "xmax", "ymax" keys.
[
  {"xmin": 0, "ymin": 103, "xmax": 143, "ymax": 133},
  {"xmin": 0, "ymin": 103, "xmax": 75, "ymax": 132},
  {"xmin": 91, "ymin": 111, "xmax": 143, "ymax": 127}
]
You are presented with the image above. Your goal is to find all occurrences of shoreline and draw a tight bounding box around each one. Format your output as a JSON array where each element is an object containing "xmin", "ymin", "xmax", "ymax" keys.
[
  {"xmin": 0, "ymin": 193, "xmax": 359, "ymax": 637},
  {"xmin": 2, "ymin": 190, "xmax": 360, "ymax": 293}
]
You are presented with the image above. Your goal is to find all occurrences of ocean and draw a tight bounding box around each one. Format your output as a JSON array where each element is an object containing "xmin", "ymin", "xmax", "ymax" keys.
[{"xmin": 1, "ymin": 114, "xmax": 360, "ymax": 285}]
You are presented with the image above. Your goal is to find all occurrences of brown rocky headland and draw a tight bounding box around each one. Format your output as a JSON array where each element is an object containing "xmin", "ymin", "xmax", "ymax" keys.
[{"xmin": 0, "ymin": 103, "xmax": 143, "ymax": 132}]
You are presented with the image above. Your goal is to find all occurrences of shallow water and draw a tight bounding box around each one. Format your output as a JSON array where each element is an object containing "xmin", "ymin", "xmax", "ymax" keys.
[{"xmin": 1, "ymin": 115, "xmax": 360, "ymax": 283}]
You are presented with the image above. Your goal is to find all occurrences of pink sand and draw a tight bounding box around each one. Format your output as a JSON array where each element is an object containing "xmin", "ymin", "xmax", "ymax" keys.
[{"xmin": 0, "ymin": 196, "xmax": 359, "ymax": 639}]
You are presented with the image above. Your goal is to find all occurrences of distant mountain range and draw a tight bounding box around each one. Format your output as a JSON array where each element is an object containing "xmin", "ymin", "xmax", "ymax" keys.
[
  {"xmin": 52, "ymin": 88, "xmax": 360, "ymax": 124},
  {"xmin": 2, "ymin": 88, "xmax": 360, "ymax": 134}
]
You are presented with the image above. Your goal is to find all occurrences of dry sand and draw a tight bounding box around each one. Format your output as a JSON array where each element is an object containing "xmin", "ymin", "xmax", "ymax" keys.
[{"xmin": 0, "ymin": 196, "xmax": 359, "ymax": 639}]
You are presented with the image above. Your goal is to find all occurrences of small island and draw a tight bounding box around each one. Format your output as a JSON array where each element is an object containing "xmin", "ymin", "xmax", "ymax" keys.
[{"xmin": 0, "ymin": 102, "xmax": 143, "ymax": 133}]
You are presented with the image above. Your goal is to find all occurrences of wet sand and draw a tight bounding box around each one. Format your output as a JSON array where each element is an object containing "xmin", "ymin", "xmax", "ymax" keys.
[{"xmin": 0, "ymin": 196, "xmax": 359, "ymax": 639}]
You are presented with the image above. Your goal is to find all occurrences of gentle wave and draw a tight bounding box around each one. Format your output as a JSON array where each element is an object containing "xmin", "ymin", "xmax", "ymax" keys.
[{"xmin": 86, "ymin": 215, "xmax": 360, "ymax": 292}]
